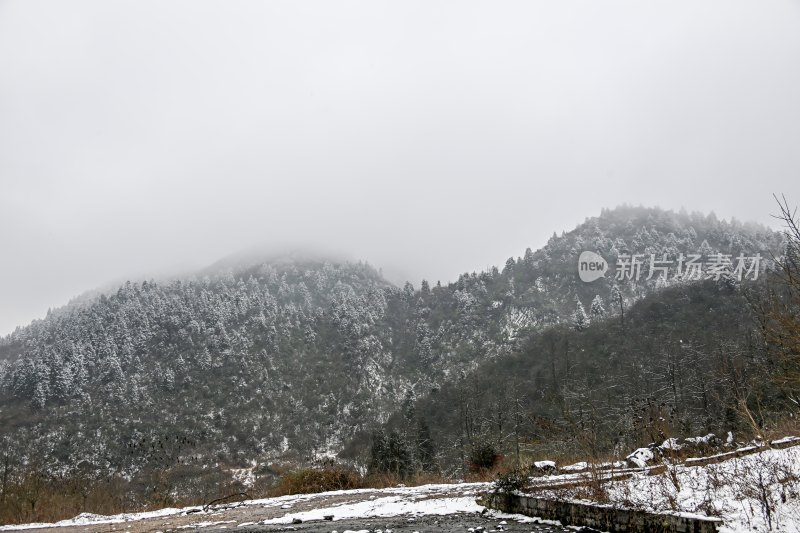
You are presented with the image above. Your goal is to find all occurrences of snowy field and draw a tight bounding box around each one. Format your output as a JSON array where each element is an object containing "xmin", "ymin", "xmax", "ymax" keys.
[
  {"xmin": 0, "ymin": 483, "xmax": 499, "ymax": 533},
  {"xmin": 5, "ymin": 444, "xmax": 800, "ymax": 532},
  {"xmin": 532, "ymin": 442, "xmax": 800, "ymax": 533},
  {"xmin": 615, "ymin": 446, "xmax": 800, "ymax": 533}
]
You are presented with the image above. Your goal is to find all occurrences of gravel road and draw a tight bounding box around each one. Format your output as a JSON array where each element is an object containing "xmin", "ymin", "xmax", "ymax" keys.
[
  {"xmin": 0, "ymin": 484, "xmax": 577, "ymax": 533},
  {"xmin": 204, "ymin": 511, "xmax": 574, "ymax": 533}
]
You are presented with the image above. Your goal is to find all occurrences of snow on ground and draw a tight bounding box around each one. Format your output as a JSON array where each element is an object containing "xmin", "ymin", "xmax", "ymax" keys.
[
  {"xmin": 559, "ymin": 462, "xmax": 589, "ymax": 472},
  {"xmin": 261, "ymin": 494, "xmax": 482, "ymax": 524},
  {"xmin": 536, "ymin": 444, "xmax": 800, "ymax": 533},
  {"xmin": 6, "ymin": 446, "xmax": 800, "ymax": 532},
  {"xmin": 625, "ymin": 447, "xmax": 654, "ymax": 468},
  {"xmin": 258, "ymin": 482, "xmax": 493, "ymax": 525},
  {"xmin": 0, "ymin": 482, "xmax": 492, "ymax": 532},
  {"xmin": 0, "ymin": 507, "xmax": 190, "ymax": 531}
]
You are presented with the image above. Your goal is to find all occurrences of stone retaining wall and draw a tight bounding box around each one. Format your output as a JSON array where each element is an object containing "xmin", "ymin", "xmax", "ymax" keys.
[{"xmin": 480, "ymin": 493, "xmax": 722, "ymax": 533}]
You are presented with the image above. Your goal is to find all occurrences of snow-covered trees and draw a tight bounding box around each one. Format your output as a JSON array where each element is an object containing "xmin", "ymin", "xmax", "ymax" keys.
[
  {"xmin": 611, "ymin": 284, "xmax": 624, "ymax": 326},
  {"xmin": 590, "ymin": 295, "xmax": 606, "ymax": 319},
  {"xmin": 420, "ymin": 279, "xmax": 430, "ymax": 296},
  {"xmin": 32, "ymin": 381, "xmax": 48, "ymax": 409},
  {"xmin": 0, "ymin": 204, "xmax": 788, "ymax": 494},
  {"xmin": 197, "ymin": 346, "xmax": 212, "ymax": 370},
  {"xmin": 572, "ymin": 298, "xmax": 590, "ymax": 331},
  {"xmin": 523, "ymin": 247, "xmax": 534, "ymax": 267}
]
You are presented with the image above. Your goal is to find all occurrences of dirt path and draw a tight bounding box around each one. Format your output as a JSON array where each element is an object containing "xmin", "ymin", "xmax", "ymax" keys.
[
  {"xmin": 1, "ymin": 484, "xmax": 575, "ymax": 533},
  {"xmin": 6, "ymin": 491, "xmax": 378, "ymax": 533}
]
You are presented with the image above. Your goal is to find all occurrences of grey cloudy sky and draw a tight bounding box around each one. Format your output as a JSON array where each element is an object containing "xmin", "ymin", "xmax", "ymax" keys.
[{"xmin": 1, "ymin": 1, "xmax": 799, "ymax": 335}]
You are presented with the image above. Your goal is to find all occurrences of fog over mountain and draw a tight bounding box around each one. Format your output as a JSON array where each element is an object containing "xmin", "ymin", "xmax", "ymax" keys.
[
  {"xmin": 0, "ymin": 205, "xmax": 785, "ymax": 484},
  {"xmin": 1, "ymin": 1, "xmax": 799, "ymax": 335}
]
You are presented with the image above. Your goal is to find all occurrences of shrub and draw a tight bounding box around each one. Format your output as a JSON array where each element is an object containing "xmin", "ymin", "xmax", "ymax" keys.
[
  {"xmin": 494, "ymin": 469, "xmax": 527, "ymax": 494},
  {"xmin": 469, "ymin": 443, "xmax": 501, "ymax": 472},
  {"xmin": 273, "ymin": 466, "xmax": 363, "ymax": 496}
]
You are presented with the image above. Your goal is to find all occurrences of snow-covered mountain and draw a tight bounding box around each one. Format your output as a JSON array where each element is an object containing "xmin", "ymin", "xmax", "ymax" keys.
[{"xmin": 0, "ymin": 206, "xmax": 785, "ymax": 498}]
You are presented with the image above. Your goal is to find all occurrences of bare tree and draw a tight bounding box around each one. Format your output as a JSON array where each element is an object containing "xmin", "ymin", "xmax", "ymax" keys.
[{"xmin": 758, "ymin": 195, "xmax": 800, "ymax": 403}]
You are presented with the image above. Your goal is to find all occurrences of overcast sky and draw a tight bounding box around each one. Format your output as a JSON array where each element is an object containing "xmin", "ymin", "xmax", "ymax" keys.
[{"xmin": 1, "ymin": 1, "xmax": 799, "ymax": 335}]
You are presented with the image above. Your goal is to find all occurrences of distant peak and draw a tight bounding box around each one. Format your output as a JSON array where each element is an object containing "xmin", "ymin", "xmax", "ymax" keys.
[{"xmin": 204, "ymin": 245, "xmax": 357, "ymax": 274}]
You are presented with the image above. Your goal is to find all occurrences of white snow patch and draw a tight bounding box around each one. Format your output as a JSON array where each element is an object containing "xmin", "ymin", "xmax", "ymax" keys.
[
  {"xmin": 626, "ymin": 447, "xmax": 654, "ymax": 468},
  {"xmin": 262, "ymin": 494, "xmax": 484, "ymax": 524},
  {"xmin": 685, "ymin": 433, "xmax": 716, "ymax": 445},
  {"xmin": 561, "ymin": 462, "xmax": 589, "ymax": 472},
  {"xmin": 0, "ymin": 507, "xmax": 195, "ymax": 531}
]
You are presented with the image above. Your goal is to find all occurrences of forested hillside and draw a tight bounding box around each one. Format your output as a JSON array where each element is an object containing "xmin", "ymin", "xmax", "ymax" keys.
[
  {"xmin": 0, "ymin": 206, "xmax": 787, "ymax": 507},
  {"xmin": 369, "ymin": 279, "xmax": 774, "ymax": 477}
]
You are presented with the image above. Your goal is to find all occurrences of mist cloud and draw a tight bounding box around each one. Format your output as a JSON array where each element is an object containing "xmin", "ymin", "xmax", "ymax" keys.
[{"xmin": 1, "ymin": 0, "xmax": 799, "ymax": 334}]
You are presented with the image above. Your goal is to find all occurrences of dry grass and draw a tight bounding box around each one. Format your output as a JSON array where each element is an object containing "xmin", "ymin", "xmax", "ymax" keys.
[
  {"xmin": 0, "ymin": 476, "xmax": 166, "ymax": 526},
  {"xmin": 362, "ymin": 471, "xmax": 450, "ymax": 488},
  {"xmin": 269, "ymin": 466, "xmax": 455, "ymax": 497},
  {"xmin": 0, "ymin": 465, "xmax": 250, "ymax": 526},
  {"xmin": 756, "ymin": 416, "xmax": 800, "ymax": 443},
  {"xmin": 269, "ymin": 466, "xmax": 363, "ymax": 496}
]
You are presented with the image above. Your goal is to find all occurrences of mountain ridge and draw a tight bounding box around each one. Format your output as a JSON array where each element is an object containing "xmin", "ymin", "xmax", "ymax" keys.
[
  {"xmin": 0, "ymin": 205, "xmax": 786, "ymax": 498},
  {"xmin": 2, "ymin": 204, "xmax": 781, "ymax": 339}
]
